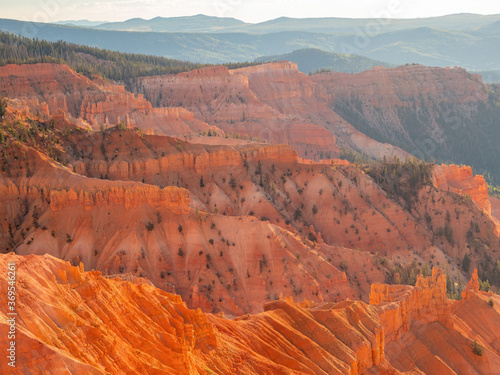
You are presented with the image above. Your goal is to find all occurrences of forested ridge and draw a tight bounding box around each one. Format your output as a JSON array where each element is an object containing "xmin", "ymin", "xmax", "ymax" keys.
[{"xmin": 0, "ymin": 32, "xmax": 261, "ymax": 83}]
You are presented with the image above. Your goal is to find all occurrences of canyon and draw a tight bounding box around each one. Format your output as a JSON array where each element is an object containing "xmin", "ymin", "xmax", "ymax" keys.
[
  {"xmin": 136, "ymin": 62, "xmax": 409, "ymax": 161},
  {"xmin": 1, "ymin": 98, "xmax": 498, "ymax": 318},
  {"xmin": 0, "ymin": 61, "xmax": 499, "ymax": 374},
  {"xmin": 312, "ymin": 65, "xmax": 500, "ymax": 184}
]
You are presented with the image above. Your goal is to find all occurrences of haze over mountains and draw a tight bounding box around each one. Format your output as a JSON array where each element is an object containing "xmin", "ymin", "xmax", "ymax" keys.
[
  {"xmin": 75, "ymin": 13, "xmax": 500, "ymax": 34},
  {"xmin": 1, "ymin": 13, "xmax": 500, "ymax": 73}
]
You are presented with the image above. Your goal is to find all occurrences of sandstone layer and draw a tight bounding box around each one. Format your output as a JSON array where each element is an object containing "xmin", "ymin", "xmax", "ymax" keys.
[
  {"xmin": 1, "ymin": 104, "xmax": 499, "ymax": 316},
  {"xmin": 433, "ymin": 164, "xmax": 491, "ymax": 215},
  {"xmin": 0, "ymin": 63, "xmax": 216, "ymax": 135},
  {"xmin": 2, "ymin": 254, "xmax": 500, "ymax": 374},
  {"xmin": 137, "ymin": 62, "xmax": 409, "ymax": 161}
]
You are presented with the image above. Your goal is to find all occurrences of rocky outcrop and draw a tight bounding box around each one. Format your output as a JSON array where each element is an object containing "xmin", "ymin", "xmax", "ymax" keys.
[
  {"xmin": 137, "ymin": 62, "xmax": 412, "ymax": 161},
  {"xmin": 49, "ymin": 185, "xmax": 189, "ymax": 214},
  {"xmin": 0, "ymin": 138, "xmax": 357, "ymax": 316},
  {"xmin": 231, "ymin": 62, "xmax": 332, "ymax": 116},
  {"xmin": 0, "ymin": 63, "xmax": 216, "ymax": 135},
  {"xmin": 69, "ymin": 129, "xmax": 298, "ymax": 180},
  {"xmin": 432, "ymin": 164, "xmax": 491, "ymax": 215},
  {"xmin": 5, "ymin": 253, "xmax": 500, "ymax": 375},
  {"xmin": 0, "ymin": 253, "xmax": 217, "ymax": 375},
  {"xmin": 370, "ymin": 270, "xmax": 500, "ymax": 374},
  {"xmin": 370, "ymin": 268, "xmax": 451, "ymax": 342},
  {"xmin": 315, "ymin": 65, "xmax": 487, "ymax": 110},
  {"xmin": 1, "ymin": 102, "xmax": 499, "ymax": 318},
  {"xmin": 312, "ymin": 64, "xmax": 499, "ymax": 182},
  {"xmin": 462, "ymin": 268, "xmax": 480, "ymax": 299}
]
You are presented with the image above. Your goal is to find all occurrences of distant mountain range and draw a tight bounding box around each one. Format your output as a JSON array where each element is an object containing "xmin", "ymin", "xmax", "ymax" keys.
[
  {"xmin": 55, "ymin": 20, "xmax": 106, "ymax": 27},
  {"xmin": 92, "ymin": 14, "xmax": 246, "ymax": 33},
  {"xmin": 88, "ymin": 13, "xmax": 500, "ymax": 34},
  {"xmin": 0, "ymin": 14, "xmax": 499, "ymax": 70},
  {"xmin": 256, "ymin": 48, "xmax": 393, "ymax": 74}
]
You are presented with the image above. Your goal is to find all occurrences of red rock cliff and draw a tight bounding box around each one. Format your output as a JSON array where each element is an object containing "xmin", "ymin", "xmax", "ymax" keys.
[
  {"xmin": 433, "ymin": 164, "xmax": 491, "ymax": 215},
  {"xmin": 370, "ymin": 268, "xmax": 451, "ymax": 342},
  {"xmin": 0, "ymin": 63, "xmax": 216, "ymax": 135}
]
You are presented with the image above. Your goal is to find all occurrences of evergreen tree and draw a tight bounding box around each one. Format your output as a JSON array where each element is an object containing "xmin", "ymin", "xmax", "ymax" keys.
[
  {"xmin": 0, "ymin": 94, "xmax": 6, "ymax": 119},
  {"xmin": 457, "ymin": 270, "xmax": 463, "ymax": 300}
]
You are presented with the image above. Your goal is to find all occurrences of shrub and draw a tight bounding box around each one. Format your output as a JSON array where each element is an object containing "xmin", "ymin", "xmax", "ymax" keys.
[
  {"xmin": 444, "ymin": 222, "xmax": 454, "ymax": 245},
  {"xmin": 294, "ymin": 208, "xmax": 302, "ymax": 221},
  {"xmin": 339, "ymin": 260, "xmax": 348, "ymax": 271},
  {"xmin": 489, "ymin": 298, "xmax": 494, "ymax": 308},
  {"xmin": 480, "ymin": 279, "xmax": 491, "ymax": 292},
  {"xmin": 146, "ymin": 222, "xmax": 154, "ymax": 231},
  {"xmin": 462, "ymin": 254, "xmax": 471, "ymax": 273},
  {"xmin": 472, "ymin": 340, "xmax": 483, "ymax": 356}
]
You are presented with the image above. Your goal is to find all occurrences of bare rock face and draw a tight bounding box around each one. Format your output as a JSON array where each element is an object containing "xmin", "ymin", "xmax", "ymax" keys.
[
  {"xmin": 0, "ymin": 138, "xmax": 359, "ymax": 316},
  {"xmin": 0, "ymin": 253, "xmax": 217, "ymax": 375},
  {"xmin": 491, "ymin": 197, "xmax": 500, "ymax": 221},
  {"xmin": 137, "ymin": 62, "xmax": 410, "ymax": 161},
  {"xmin": 311, "ymin": 64, "xmax": 499, "ymax": 178},
  {"xmin": 4, "ymin": 254, "xmax": 500, "ymax": 375},
  {"xmin": 1, "ymin": 101, "xmax": 499, "ymax": 317},
  {"xmin": 370, "ymin": 269, "xmax": 500, "ymax": 374},
  {"xmin": 370, "ymin": 268, "xmax": 451, "ymax": 342},
  {"xmin": 0, "ymin": 63, "xmax": 216, "ymax": 135},
  {"xmin": 433, "ymin": 164, "xmax": 491, "ymax": 215},
  {"xmin": 314, "ymin": 65, "xmax": 486, "ymax": 110},
  {"xmin": 1, "ymin": 105, "xmax": 499, "ymax": 316}
]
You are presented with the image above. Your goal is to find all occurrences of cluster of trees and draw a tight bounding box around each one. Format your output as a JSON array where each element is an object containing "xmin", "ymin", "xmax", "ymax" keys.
[
  {"xmin": 336, "ymin": 92, "xmax": 500, "ymax": 185},
  {"xmin": 383, "ymin": 260, "xmax": 431, "ymax": 286},
  {"xmin": 366, "ymin": 157, "xmax": 433, "ymax": 211},
  {"xmin": 0, "ymin": 32, "xmax": 261, "ymax": 83},
  {"xmin": 488, "ymin": 184, "xmax": 500, "ymax": 199}
]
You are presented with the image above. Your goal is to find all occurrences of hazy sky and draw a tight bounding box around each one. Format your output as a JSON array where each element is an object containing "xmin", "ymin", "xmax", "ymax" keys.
[{"xmin": 3, "ymin": 0, "xmax": 500, "ymax": 23}]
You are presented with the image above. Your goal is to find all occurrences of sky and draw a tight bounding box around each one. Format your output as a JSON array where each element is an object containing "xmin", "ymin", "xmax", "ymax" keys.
[{"xmin": 3, "ymin": 0, "xmax": 500, "ymax": 24}]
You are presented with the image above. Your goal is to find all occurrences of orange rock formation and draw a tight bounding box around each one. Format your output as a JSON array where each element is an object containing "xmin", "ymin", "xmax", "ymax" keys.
[
  {"xmin": 2, "ymin": 254, "xmax": 500, "ymax": 374},
  {"xmin": 137, "ymin": 62, "xmax": 409, "ymax": 161},
  {"xmin": 1, "ymin": 62, "xmax": 500, "ymax": 374},
  {"xmin": 433, "ymin": 164, "xmax": 491, "ymax": 215},
  {"xmin": 0, "ymin": 63, "xmax": 217, "ymax": 135},
  {"xmin": 1, "ymin": 107, "xmax": 498, "ymax": 315}
]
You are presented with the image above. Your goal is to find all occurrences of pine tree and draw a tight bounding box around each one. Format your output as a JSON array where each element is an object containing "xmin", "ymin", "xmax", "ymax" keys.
[
  {"xmin": 457, "ymin": 270, "xmax": 463, "ymax": 300},
  {"xmin": 0, "ymin": 94, "xmax": 6, "ymax": 119}
]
